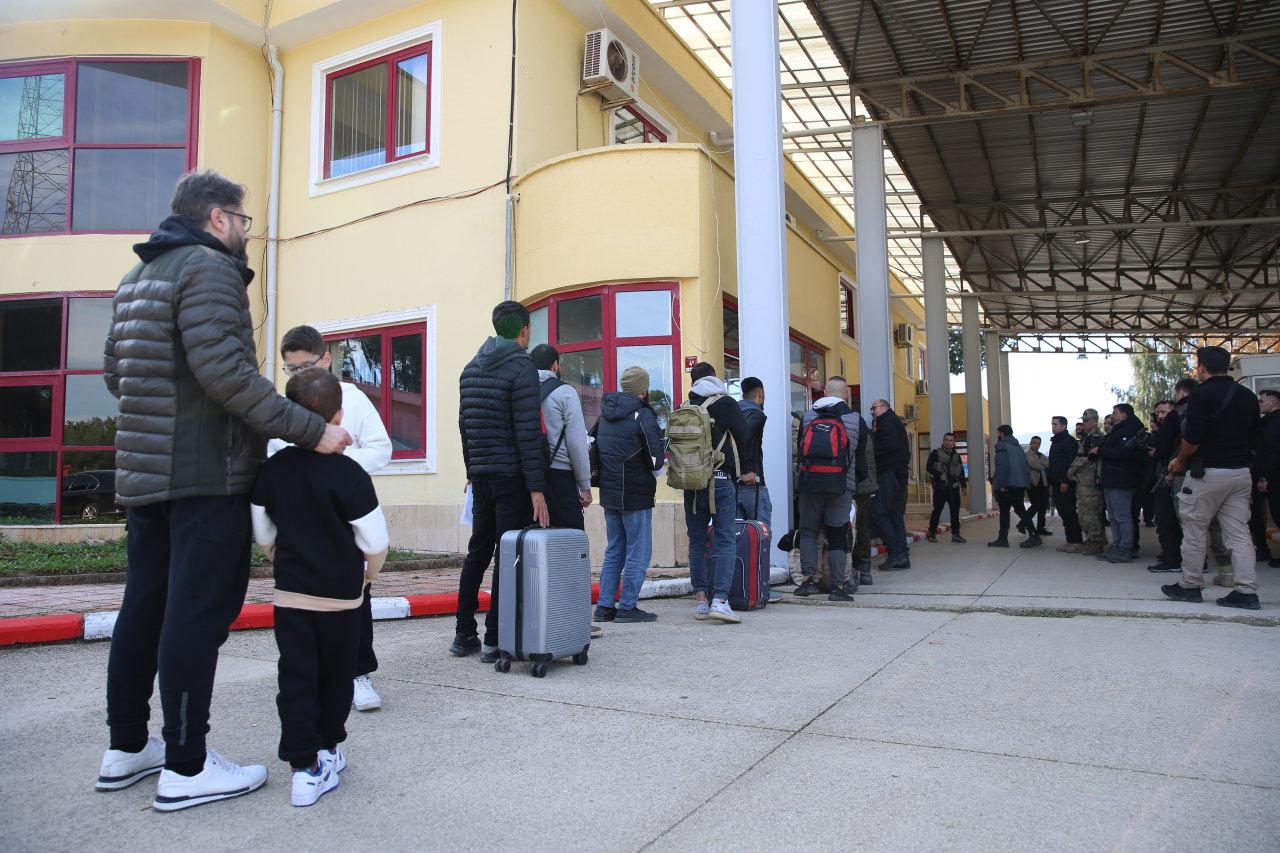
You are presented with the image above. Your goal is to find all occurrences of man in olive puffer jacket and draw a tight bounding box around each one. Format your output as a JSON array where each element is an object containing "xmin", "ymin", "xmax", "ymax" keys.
[{"xmin": 98, "ymin": 171, "xmax": 351, "ymax": 811}]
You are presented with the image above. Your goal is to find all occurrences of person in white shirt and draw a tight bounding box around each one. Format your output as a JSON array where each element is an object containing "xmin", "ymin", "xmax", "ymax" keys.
[{"xmin": 270, "ymin": 326, "xmax": 392, "ymax": 712}]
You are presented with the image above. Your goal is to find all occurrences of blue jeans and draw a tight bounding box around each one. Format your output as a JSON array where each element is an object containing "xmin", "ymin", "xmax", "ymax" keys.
[
  {"xmin": 685, "ymin": 476, "xmax": 737, "ymax": 601},
  {"xmin": 736, "ymin": 484, "xmax": 772, "ymax": 528},
  {"xmin": 599, "ymin": 509, "xmax": 653, "ymax": 611},
  {"xmin": 1104, "ymin": 488, "xmax": 1135, "ymax": 551}
]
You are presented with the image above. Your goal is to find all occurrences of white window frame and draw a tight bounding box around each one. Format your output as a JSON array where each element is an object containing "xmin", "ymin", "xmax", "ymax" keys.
[
  {"xmin": 310, "ymin": 305, "xmax": 439, "ymax": 475},
  {"xmin": 905, "ymin": 342, "xmax": 914, "ymax": 379},
  {"xmin": 838, "ymin": 273, "xmax": 858, "ymax": 346},
  {"xmin": 309, "ymin": 20, "xmax": 443, "ymax": 197},
  {"xmin": 606, "ymin": 99, "xmax": 676, "ymax": 146}
]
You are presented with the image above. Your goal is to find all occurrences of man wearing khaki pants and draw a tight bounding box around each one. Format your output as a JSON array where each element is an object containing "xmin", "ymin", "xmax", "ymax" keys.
[{"xmin": 1160, "ymin": 346, "xmax": 1262, "ymax": 610}]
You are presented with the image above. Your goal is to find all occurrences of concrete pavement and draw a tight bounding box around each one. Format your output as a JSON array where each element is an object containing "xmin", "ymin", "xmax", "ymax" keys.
[{"xmin": 2, "ymin": 556, "xmax": 1278, "ymax": 851}]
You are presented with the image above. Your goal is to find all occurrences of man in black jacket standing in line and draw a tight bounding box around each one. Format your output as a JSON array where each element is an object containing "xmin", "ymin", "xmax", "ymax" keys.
[
  {"xmin": 870, "ymin": 399, "xmax": 912, "ymax": 569},
  {"xmin": 99, "ymin": 171, "xmax": 351, "ymax": 810},
  {"xmin": 452, "ymin": 301, "xmax": 549, "ymax": 662},
  {"xmin": 1048, "ymin": 416, "xmax": 1082, "ymax": 550},
  {"xmin": 1091, "ymin": 403, "xmax": 1146, "ymax": 563}
]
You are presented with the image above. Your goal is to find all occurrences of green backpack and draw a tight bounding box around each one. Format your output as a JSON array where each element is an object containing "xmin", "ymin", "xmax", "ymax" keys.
[{"xmin": 666, "ymin": 395, "xmax": 737, "ymax": 512}]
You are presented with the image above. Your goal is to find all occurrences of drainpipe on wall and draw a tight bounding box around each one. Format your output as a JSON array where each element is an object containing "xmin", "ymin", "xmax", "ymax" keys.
[{"xmin": 264, "ymin": 43, "xmax": 284, "ymax": 379}]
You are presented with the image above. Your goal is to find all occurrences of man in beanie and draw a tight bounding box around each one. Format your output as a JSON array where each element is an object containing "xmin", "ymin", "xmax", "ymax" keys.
[
  {"xmin": 1068, "ymin": 408, "xmax": 1107, "ymax": 555},
  {"xmin": 1161, "ymin": 346, "xmax": 1262, "ymax": 610},
  {"xmin": 453, "ymin": 301, "xmax": 549, "ymax": 662},
  {"xmin": 594, "ymin": 366, "xmax": 665, "ymax": 623},
  {"xmin": 530, "ymin": 344, "xmax": 592, "ymax": 529}
]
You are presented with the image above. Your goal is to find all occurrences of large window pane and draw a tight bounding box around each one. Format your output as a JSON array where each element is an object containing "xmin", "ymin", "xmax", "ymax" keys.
[
  {"xmin": 71, "ymin": 148, "xmax": 185, "ymax": 232},
  {"xmin": 789, "ymin": 340, "xmax": 805, "ymax": 378},
  {"xmin": 0, "ymin": 73, "xmax": 64, "ymax": 141},
  {"xmin": 557, "ymin": 295, "xmax": 602, "ymax": 344},
  {"xmin": 0, "ymin": 150, "xmax": 69, "ymax": 235},
  {"xmin": 615, "ymin": 290, "xmax": 671, "ymax": 338},
  {"xmin": 613, "ymin": 106, "xmax": 645, "ymax": 145},
  {"xmin": 723, "ymin": 304, "xmax": 738, "ymax": 354},
  {"xmin": 790, "ymin": 381, "xmax": 810, "ymax": 421},
  {"xmin": 75, "ymin": 62, "xmax": 188, "ymax": 143},
  {"xmin": 0, "ymin": 298, "xmax": 61, "ymax": 372},
  {"xmin": 63, "ymin": 374, "xmax": 119, "ymax": 446},
  {"xmin": 559, "ymin": 348, "xmax": 603, "ymax": 427},
  {"xmin": 329, "ymin": 64, "xmax": 387, "ymax": 177},
  {"xmin": 0, "ymin": 451, "xmax": 56, "ymax": 524},
  {"xmin": 528, "ymin": 306, "xmax": 548, "ymax": 349},
  {"xmin": 0, "ymin": 385, "xmax": 54, "ymax": 439},
  {"xmin": 616, "ymin": 345, "xmax": 674, "ymax": 428},
  {"xmin": 389, "ymin": 334, "xmax": 422, "ymax": 451},
  {"xmin": 811, "ymin": 351, "xmax": 826, "ymax": 385},
  {"xmin": 66, "ymin": 297, "xmax": 114, "ymax": 370},
  {"xmin": 328, "ymin": 334, "xmax": 382, "ymax": 412},
  {"xmin": 394, "ymin": 53, "xmax": 428, "ymax": 158},
  {"xmin": 60, "ymin": 452, "xmax": 118, "ymax": 523}
]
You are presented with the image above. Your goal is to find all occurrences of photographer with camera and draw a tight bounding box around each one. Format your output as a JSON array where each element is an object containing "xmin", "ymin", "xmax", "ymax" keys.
[{"xmin": 1161, "ymin": 347, "xmax": 1261, "ymax": 610}]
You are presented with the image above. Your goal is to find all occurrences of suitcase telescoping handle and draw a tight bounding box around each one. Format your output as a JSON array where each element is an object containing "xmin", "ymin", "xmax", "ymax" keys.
[{"xmin": 512, "ymin": 527, "xmax": 532, "ymax": 661}]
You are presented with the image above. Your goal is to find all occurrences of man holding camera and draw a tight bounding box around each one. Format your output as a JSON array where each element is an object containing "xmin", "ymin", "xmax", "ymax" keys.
[{"xmin": 1161, "ymin": 347, "xmax": 1261, "ymax": 610}]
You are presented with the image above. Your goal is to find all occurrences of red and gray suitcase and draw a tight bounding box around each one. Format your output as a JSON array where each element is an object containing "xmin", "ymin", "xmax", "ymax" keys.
[
  {"xmin": 496, "ymin": 527, "xmax": 592, "ymax": 677},
  {"xmin": 705, "ymin": 519, "xmax": 769, "ymax": 611}
]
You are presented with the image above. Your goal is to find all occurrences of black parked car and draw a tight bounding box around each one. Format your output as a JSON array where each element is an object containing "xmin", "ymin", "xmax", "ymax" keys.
[{"xmin": 61, "ymin": 470, "xmax": 120, "ymax": 522}]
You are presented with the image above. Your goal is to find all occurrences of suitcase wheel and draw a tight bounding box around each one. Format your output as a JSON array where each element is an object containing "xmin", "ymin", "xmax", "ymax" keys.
[
  {"xmin": 494, "ymin": 657, "xmax": 511, "ymax": 674},
  {"xmin": 530, "ymin": 662, "xmax": 548, "ymax": 678},
  {"xmin": 572, "ymin": 651, "xmax": 588, "ymax": 666}
]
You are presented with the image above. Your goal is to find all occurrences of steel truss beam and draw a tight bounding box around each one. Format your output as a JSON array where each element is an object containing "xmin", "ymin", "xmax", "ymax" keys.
[
  {"xmin": 994, "ymin": 333, "xmax": 1280, "ymax": 355},
  {"xmin": 782, "ymin": 27, "xmax": 1280, "ymax": 132}
]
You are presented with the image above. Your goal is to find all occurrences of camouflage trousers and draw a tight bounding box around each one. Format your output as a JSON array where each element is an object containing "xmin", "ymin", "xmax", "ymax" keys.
[
  {"xmin": 1076, "ymin": 485, "xmax": 1105, "ymax": 544},
  {"xmin": 1171, "ymin": 472, "xmax": 1233, "ymax": 567}
]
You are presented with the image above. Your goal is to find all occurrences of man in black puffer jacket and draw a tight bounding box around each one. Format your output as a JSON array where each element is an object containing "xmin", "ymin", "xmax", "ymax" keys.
[
  {"xmin": 593, "ymin": 366, "xmax": 665, "ymax": 623},
  {"xmin": 99, "ymin": 171, "xmax": 351, "ymax": 810},
  {"xmin": 1092, "ymin": 403, "xmax": 1146, "ymax": 563},
  {"xmin": 869, "ymin": 399, "xmax": 912, "ymax": 569},
  {"xmin": 452, "ymin": 301, "xmax": 548, "ymax": 661},
  {"xmin": 1047, "ymin": 416, "xmax": 1082, "ymax": 547}
]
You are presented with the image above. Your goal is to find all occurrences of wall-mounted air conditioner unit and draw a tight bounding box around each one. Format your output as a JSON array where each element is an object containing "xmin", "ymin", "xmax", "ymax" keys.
[
  {"xmin": 903, "ymin": 403, "xmax": 919, "ymax": 420},
  {"xmin": 894, "ymin": 323, "xmax": 914, "ymax": 348},
  {"xmin": 583, "ymin": 28, "xmax": 639, "ymax": 104},
  {"xmin": 916, "ymin": 379, "xmax": 929, "ymax": 395}
]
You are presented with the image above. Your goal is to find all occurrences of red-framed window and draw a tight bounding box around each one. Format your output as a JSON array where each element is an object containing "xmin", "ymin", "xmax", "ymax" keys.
[
  {"xmin": 611, "ymin": 105, "xmax": 669, "ymax": 144},
  {"xmin": 322, "ymin": 323, "xmax": 427, "ymax": 460},
  {"xmin": 0, "ymin": 293, "xmax": 118, "ymax": 524},
  {"xmin": 324, "ymin": 43, "xmax": 431, "ymax": 179},
  {"xmin": 0, "ymin": 57, "xmax": 199, "ymax": 237},
  {"xmin": 723, "ymin": 296, "xmax": 827, "ymax": 419},
  {"xmin": 839, "ymin": 277, "xmax": 856, "ymax": 339},
  {"xmin": 528, "ymin": 283, "xmax": 680, "ymax": 428}
]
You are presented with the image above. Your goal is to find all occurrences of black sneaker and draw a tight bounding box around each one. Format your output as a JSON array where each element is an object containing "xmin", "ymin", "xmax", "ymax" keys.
[
  {"xmin": 828, "ymin": 589, "xmax": 855, "ymax": 602},
  {"xmin": 1019, "ymin": 535, "xmax": 1043, "ymax": 549},
  {"xmin": 1106, "ymin": 551, "xmax": 1134, "ymax": 564},
  {"xmin": 593, "ymin": 606, "xmax": 617, "ymax": 623},
  {"xmin": 952, "ymin": 534, "xmax": 966, "ymax": 543},
  {"xmin": 794, "ymin": 578, "xmax": 821, "ymax": 597},
  {"xmin": 449, "ymin": 634, "xmax": 481, "ymax": 657},
  {"xmin": 1037, "ymin": 528, "xmax": 1054, "ymax": 537},
  {"xmin": 1147, "ymin": 563, "xmax": 1181, "ymax": 573},
  {"xmin": 480, "ymin": 647, "xmax": 499, "ymax": 664},
  {"xmin": 1257, "ymin": 547, "xmax": 1273, "ymax": 563},
  {"xmin": 858, "ymin": 568, "xmax": 873, "ymax": 586},
  {"xmin": 988, "ymin": 538, "xmax": 1009, "ymax": 548},
  {"xmin": 926, "ymin": 533, "xmax": 938, "ymax": 543},
  {"xmin": 1271, "ymin": 557, "xmax": 1280, "ymax": 569},
  {"xmin": 1096, "ymin": 549, "xmax": 1117, "ymax": 562},
  {"xmin": 1217, "ymin": 590, "xmax": 1262, "ymax": 611},
  {"xmin": 881, "ymin": 556, "xmax": 911, "ymax": 570},
  {"xmin": 614, "ymin": 606, "xmax": 658, "ymax": 623},
  {"xmin": 1161, "ymin": 583, "xmax": 1203, "ymax": 603}
]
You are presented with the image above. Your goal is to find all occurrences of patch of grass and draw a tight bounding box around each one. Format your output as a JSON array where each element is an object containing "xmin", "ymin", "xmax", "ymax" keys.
[{"xmin": 0, "ymin": 534, "xmax": 426, "ymax": 577}]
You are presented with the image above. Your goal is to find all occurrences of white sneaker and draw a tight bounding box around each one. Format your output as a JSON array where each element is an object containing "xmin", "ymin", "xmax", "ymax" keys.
[
  {"xmin": 152, "ymin": 749, "xmax": 267, "ymax": 812},
  {"xmin": 291, "ymin": 759, "xmax": 339, "ymax": 807},
  {"xmin": 96, "ymin": 735, "xmax": 165, "ymax": 791},
  {"xmin": 694, "ymin": 601, "xmax": 711, "ymax": 620},
  {"xmin": 319, "ymin": 746, "xmax": 346, "ymax": 774},
  {"xmin": 707, "ymin": 598, "xmax": 741, "ymax": 624},
  {"xmin": 352, "ymin": 675, "xmax": 381, "ymax": 711}
]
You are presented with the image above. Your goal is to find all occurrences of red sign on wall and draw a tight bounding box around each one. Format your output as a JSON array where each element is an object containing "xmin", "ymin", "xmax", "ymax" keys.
[{"xmin": 684, "ymin": 356, "xmax": 699, "ymax": 369}]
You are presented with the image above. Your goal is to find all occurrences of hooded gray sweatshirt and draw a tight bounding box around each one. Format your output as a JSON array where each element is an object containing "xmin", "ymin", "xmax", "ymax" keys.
[{"xmin": 538, "ymin": 369, "xmax": 592, "ymax": 491}]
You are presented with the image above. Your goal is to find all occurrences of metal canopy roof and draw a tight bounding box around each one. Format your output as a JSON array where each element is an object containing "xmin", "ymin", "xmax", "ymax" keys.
[{"xmin": 805, "ymin": 0, "xmax": 1280, "ymax": 337}]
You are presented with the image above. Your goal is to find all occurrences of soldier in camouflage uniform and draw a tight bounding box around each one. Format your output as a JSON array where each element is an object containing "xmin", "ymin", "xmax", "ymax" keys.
[{"xmin": 1068, "ymin": 408, "xmax": 1107, "ymax": 555}]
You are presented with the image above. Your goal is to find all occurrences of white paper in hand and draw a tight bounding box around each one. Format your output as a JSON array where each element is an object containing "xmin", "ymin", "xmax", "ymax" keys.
[{"xmin": 460, "ymin": 484, "xmax": 474, "ymax": 526}]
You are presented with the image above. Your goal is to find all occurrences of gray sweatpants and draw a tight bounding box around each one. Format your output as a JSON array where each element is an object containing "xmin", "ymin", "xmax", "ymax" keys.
[{"xmin": 798, "ymin": 491, "xmax": 853, "ymax": 590}]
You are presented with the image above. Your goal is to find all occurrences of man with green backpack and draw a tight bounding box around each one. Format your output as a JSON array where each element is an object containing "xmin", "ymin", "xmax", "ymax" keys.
[{"xmin": 670, "ymin": 363, "xmax": 754, "ymax": 623}]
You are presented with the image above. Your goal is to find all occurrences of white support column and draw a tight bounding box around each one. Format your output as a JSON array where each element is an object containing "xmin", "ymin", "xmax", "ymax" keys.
[
  {"xmin": 962, "ymin": 300, "xmax": 987, "ymax": 513},
  {"xmin": 923, "ymin": 237, "xmax": 950, "ymax": 447},
  {"xmin": 853, "ymin": 122, "xmax": 893, "ymax": 411},
  {"xmin": 730, "ymin": 0, "xmax": 791, "ymax": 575},
  {"xmin": 985, "ymin": 332, "xmax": 1004, "ymax": 435},
  {"xmin": 999, "ymin": 348, "xmax": 1012, "ymax": 427}
]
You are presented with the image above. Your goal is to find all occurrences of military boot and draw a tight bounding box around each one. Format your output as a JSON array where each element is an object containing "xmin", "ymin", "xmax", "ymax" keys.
[{"xmin": 1078, "ymin": 540, "xmax": 1104, "ymax": 556}]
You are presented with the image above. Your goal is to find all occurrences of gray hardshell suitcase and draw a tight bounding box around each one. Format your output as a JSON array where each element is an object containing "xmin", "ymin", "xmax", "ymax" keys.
[{"xmin": 496, "ymin": 527, "xmax": 592, "ymax": 677}]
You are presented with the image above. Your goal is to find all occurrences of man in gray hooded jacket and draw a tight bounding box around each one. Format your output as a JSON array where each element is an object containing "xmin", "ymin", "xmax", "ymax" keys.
[{"xmin": 530, "ymin": 344, "xmax": 593, "ymax": 529}]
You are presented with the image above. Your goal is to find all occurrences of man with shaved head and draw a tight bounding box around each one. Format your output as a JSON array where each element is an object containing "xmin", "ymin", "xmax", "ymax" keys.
[{"xmin": 869, "ymin": 398, "xmax": 911, "ymax": 569}]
